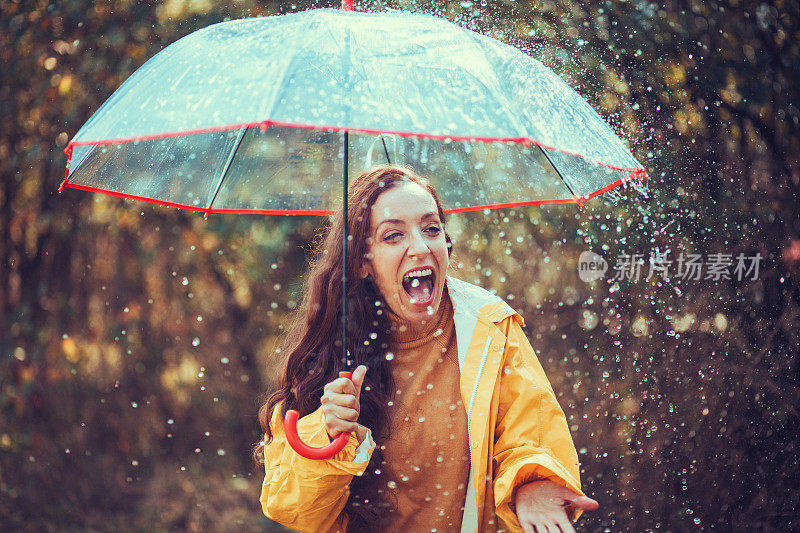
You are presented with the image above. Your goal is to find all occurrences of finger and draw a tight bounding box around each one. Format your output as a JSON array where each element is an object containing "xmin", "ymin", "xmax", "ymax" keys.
[
  {"xmin": 534, "ymin": 522, "xmax": 550, "ymax": 533},
  {"xmin": 519, "ymin": 520, "xmax": 535, "ymax": 533},
  {"xmin": 325, "ymin": 376, "xmax": 357, "ymax": 396},
  {"xmin": 325, "ymin": 423, "xmax": 357, "ymax": 440},
  {"xmin": 556, "ymin": 487, "xmax": 599, "ymax": 512},
  {"xmin": 321, "ymin": 391, "xmax": 358, "ymax": 410},
  {"xmin": 324, "ymin": 404, "xmax": 360, "ymax": 422},
  {"xmin": 354, "ymin": 423, "xmax": 370, "ymax": 443},
  {"xmin": 572, "ymin": 496, "xmax": 599, "ymax": 511},
  {"xmin": 351, "ymin": 365, "xmax": 368, "ymax": 398},
  {"xmin": 555, "ymin": 518, "xmax": 575, "ymax": 533},
  {"xmin": 324, "ymin": 414, "xmax": 358, "ymax": 436}
]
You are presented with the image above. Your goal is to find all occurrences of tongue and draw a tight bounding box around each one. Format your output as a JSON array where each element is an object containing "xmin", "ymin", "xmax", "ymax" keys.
[{"xmin": 403, "ymin": 276, "xmax": 433, "ymax": 302}]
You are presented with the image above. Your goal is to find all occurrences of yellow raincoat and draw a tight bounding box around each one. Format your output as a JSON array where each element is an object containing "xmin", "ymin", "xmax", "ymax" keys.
[{"xmin": 260, "ymin": 276, "xmax": 585, "ymax": 532}]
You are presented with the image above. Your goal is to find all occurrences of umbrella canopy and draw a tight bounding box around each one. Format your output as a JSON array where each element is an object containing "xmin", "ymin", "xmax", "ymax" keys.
[
  {"xmin": 60, "ymin": 7, "xmax": 650, "ymax": 460},
  {"xmin": 62, "ymin": 8, "xmax": 647, "ymax": 215}
]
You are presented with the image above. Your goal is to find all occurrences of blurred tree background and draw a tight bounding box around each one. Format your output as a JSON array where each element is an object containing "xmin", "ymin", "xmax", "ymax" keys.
[{"xmin": 1, "ymin": 0, "xmax": 798, "ymax": 530}]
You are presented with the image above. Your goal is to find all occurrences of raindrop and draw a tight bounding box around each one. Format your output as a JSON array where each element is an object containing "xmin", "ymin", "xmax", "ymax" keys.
[
  {"xmin": 192, "ymin": 337, "xmax": 200, "ymax": 347},
  {"xmin": 385, "ymin": 352, "xmax": 395, "ymax": 361},
  {"xmin": 181, "ymin": 277, "xmax": 189, "ymax": 286}
]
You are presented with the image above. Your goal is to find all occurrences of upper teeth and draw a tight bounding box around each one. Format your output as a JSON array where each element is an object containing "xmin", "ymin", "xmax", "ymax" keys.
[{"xmin": 404, "ymin": 268, "xmax": 432, "ymax": 281}]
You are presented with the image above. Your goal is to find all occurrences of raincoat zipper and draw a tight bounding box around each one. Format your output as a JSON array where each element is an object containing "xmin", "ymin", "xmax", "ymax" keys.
[
  {"xmin": 467, "ymin": 335, "xmax": 494, "ymax": 431},
  {"xmin": 462, "ymin": 335, "xmax": 494, "ymax": 532}
]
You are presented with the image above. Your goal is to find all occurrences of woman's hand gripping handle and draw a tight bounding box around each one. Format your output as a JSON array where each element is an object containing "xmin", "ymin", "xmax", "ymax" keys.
[{"xmin": 284, "ymin": 365, "xmax": 368, "ymax": 460}]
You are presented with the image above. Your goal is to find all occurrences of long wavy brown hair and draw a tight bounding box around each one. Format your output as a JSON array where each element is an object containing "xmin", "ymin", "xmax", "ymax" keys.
[{"xmin": 255, "ymin": 165, "xmax": 453, "ymax": 529}]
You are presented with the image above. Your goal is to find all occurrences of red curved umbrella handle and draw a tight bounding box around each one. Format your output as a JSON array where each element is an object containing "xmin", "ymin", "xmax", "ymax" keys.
[{"xmin": 284, "ymin": 371, "xmax": 353, "ymax": 460}]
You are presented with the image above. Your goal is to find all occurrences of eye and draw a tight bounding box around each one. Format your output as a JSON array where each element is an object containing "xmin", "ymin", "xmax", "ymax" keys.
[
  {"xmin": 425, "ymin": 226, "xmax": 441, "ymax": 235},
  {"xmin": 384, "ymin": 232, "xmax": 402, "ymax": 241}
]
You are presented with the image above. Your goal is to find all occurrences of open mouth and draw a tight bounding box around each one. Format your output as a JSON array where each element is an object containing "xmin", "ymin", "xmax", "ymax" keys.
[{"xmin": 401, "ymin": 268, "xmax": 435, "ymax": 305}]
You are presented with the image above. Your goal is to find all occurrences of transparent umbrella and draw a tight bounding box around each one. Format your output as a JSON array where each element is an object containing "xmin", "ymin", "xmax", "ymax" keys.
[{"xmin": 60, "ymin": 6, "xmax": 648, "ymax": 458}]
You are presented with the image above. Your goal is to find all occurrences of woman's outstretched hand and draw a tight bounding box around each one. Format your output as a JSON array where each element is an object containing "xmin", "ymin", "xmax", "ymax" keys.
[
  {"xmin": 515, "ymin": 479, "xmax": 599, "ymax": 533},
  {"xmin": 320, "ymin": 365, "xmax": 369, "ymax": 444}
]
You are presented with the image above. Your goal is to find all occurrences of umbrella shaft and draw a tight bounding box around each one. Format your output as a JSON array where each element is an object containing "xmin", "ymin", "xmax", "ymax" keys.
[{"xmin": 342, "ymin": 131, "xmax": 349, "ymax": 368}]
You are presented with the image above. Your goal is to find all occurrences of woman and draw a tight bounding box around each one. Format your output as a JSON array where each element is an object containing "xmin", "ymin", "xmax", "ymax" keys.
[{"xmin": 256, "ymin": 166, "xmax": 598, "ymax": 532}]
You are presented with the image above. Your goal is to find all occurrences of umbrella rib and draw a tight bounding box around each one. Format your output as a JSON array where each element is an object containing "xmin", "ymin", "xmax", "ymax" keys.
[
  {"xmin": 381, "ymin": 135, "xmax": 392, "ymax": 164},
  {"xmin": 537, "ymin": 144, "xmax": 579, "ymax": 200},
  {"xmin": 206, "ymin": 126, "xmax": 247, "ymax": 215}
]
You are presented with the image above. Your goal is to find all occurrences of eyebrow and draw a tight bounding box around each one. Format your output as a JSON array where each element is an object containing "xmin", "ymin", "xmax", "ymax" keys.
[{"xmin": 375, "ymin": 212, "xmax": 440, "ymax": 232}]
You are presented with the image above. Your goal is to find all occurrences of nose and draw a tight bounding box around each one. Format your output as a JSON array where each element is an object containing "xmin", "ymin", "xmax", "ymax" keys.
[{"xmin": 407, "ymin": 229, "xmax": 430, "ymax": 259}]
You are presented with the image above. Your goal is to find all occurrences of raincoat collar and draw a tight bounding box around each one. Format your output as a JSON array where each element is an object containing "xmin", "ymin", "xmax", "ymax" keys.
[
  {"xmin": 446, "ymin": 275, "xmax": 523, "ymax": 370},
  {"xmin": 446, "ymin": 275, "xmax": 524, "ymax": 326}
]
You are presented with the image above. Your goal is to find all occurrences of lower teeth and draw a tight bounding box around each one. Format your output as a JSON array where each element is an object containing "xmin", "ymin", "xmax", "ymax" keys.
[{"xmin": 410, "ymin": 287, "xmax": 431, "ymax": 304}]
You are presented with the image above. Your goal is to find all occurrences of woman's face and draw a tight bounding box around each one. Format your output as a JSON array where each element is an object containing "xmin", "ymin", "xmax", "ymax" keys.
[{"xmin": 361, "ymin": 180, "xmax": 449, "ymax": 324}]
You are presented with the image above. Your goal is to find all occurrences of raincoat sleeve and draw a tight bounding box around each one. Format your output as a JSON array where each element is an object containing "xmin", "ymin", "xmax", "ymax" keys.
[
  {"xmin": 492, "ymin": 317, "xmax": 586, "ymax": 529},
  {"xmin": 260, "ymin": 404, "xmax": 376, "ymax": 533}
]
